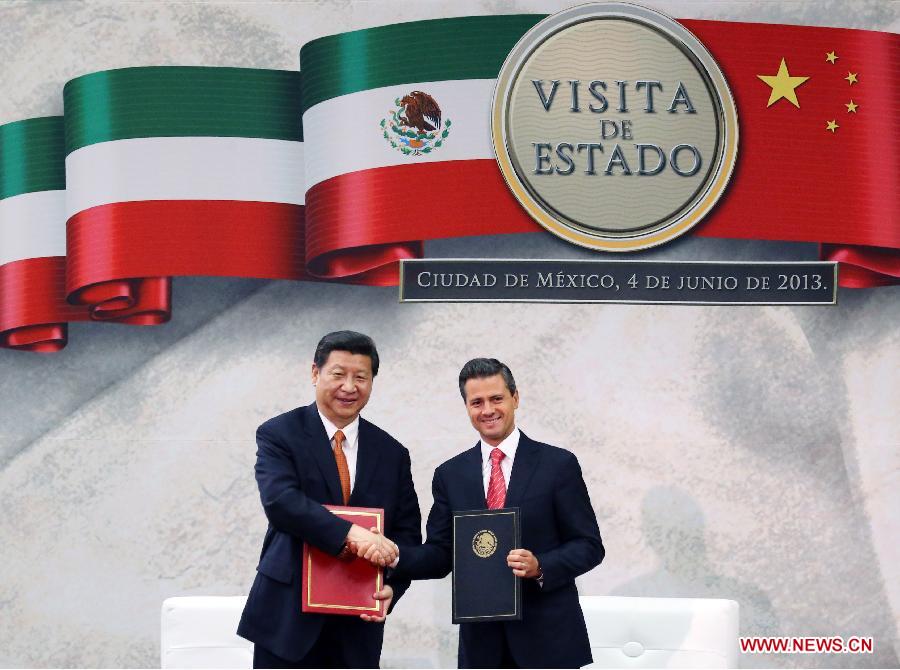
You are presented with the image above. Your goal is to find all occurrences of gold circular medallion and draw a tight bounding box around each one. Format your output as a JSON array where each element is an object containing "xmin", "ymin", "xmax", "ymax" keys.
[
  {"xmin": 472, "ymin": 530, "xmax": 498, "ymax": 558},
  {"xmin": 492, "ymin": 3, "xmax": 738, "ymax": 251}
]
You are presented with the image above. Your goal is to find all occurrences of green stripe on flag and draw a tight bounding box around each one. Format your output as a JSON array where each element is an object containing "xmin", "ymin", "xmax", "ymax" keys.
[
  {"xmin": 300, "ymin": 15, "xmax": 543, "ymax": 112},
  {"xmin": 64, "ymin": 67, "xmax": 303, "ymax": 154},
  {"xmin": 0, "ymin": 117, "xmax": 65, "ymax": 200}
]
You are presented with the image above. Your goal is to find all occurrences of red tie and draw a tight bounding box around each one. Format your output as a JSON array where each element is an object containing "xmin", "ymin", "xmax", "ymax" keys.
[{"xmin": 486, "ymin": 447, "xmax": 507, "ymax": 509}]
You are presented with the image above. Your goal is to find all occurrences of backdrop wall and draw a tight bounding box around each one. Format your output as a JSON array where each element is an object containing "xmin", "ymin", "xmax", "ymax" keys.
[{"xmin": 0, "ymin": 1, "xmax": 897, "ymax": 668}]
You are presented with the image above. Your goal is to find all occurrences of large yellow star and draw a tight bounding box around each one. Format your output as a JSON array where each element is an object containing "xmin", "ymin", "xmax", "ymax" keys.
[{"xmin": 757, "ymin": 58, "xmax": 810, "ymax": 108}]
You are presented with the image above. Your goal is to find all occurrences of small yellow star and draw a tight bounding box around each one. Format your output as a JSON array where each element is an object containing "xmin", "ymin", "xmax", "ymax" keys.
[
  {"xmin": 825, "ymin": 51, "xmax": 838, "ymax": 64},
  {"xmin": 845, "ymin": 72, "xmax": 858, "ymax": 85},
  {"xmin": 826, "ymin": 120, "xmax": 839, "ymax": 133},
  {"xmin": 757, "ymin": 58, "xmax": 810, "ymax": 108},
  {"xmin": 845, "ymin": 100, "xmax": 858, "ymax": 113}
]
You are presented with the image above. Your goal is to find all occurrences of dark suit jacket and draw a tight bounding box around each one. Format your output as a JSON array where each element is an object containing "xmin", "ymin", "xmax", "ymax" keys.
[
  {"xmin": 395, "ymin": 432, "xmax": 603, "ymax": 669},
  {"xmin": 237, "ymin": 403, "xmax": 421, "ymax": 664}
]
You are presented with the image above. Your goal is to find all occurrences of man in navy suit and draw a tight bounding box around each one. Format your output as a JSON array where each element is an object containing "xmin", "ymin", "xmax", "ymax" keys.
[
  {"xmin": 237, "ymin": 331, "xmax": 421, "ymax": 668},
  {"xmin": 393, "ymin": 358, "xmax": 604, "ymax": 668}
]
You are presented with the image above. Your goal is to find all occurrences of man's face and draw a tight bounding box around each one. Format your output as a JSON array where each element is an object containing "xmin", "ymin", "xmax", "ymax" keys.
[
  {"xmin": 463, "ymin": 374, "xmax": 519, "ymax": 446},
  {"xmin": 312, "ymin": 350, "xmax": 374, "ymax": 427}
]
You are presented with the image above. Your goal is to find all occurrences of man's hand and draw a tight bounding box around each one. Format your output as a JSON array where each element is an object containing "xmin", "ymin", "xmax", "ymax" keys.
[
  {"xmin": 360, "ymin": 584, "xmax": 393, "ymax": 623},
  {"xmin": 345, "ymin": 524, "xmax": 399, "ymax": 566},
  {"xmin": 507, "ymin": 548, "xmax": 540, "ymax": 578},
  {"xmin": 358, "ymin": 527, "xmax": 399, "ymax": 567}
]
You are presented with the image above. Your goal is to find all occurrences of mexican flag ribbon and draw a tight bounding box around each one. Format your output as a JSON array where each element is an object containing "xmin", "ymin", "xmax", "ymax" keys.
[
  {"xmin": 1, "ymin": 66, "xmax": 308, "ymax": 351},
  {"xmin": 300, "ymin": 16, "xmax": 539, "ymax": 281},
  {"xmin": 1, "ymin": 14, "xmax": 897, "ymax": 353},
  {"xmin": 64, "ymin": 66, "xmax": 306, "ymax": 321},
  {"xmin": 0, "ymin": 118, "xmax": 89, "ymax": 352}
]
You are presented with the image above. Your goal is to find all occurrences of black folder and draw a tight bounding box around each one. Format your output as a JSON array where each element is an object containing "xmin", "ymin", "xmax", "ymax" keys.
[{"xmin": 452, "ymin": 507, "xmax": 522, "ymax": 623}]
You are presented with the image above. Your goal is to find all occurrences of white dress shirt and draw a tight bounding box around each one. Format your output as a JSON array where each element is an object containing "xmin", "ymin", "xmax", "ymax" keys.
[
  {"xmin": 479, "ymin": 426, "xmax": 543, "ymax": 586},
  {"xmin": 318, "ymin": 410, "xmax": 360, "ymax": 491},
  {"xmin": 480, "ymin": 427, "xmax": 520, "ymax": 496}
]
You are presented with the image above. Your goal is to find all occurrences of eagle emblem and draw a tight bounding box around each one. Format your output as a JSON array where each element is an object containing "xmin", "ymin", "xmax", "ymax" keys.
[
  {"xmin": 472, "ymin": 529, "xmax": 498, "ymax": 558},
  {"xmin": 381, "ymin": 91, "xmax": 452, "ymax": 155}
]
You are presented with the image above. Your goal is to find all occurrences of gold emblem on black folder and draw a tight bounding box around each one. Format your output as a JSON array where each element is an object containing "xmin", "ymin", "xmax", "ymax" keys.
[{"xmin": 472, "ymin": 530, "xmax": 498, "ymax": 558}]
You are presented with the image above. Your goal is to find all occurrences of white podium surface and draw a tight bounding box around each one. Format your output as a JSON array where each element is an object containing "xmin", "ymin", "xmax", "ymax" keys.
[
  {"xmin": 161, "ymin": 595, "xmax": 739, "ymax": 668},
  {"xmin": 581, "ymin": 595, "xmax": 739, "ymax": 668}
]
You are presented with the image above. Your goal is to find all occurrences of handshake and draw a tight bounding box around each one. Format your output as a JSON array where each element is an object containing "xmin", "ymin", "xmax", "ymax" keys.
[{"xmin": 343, "ymin": 524, "xmax": 399, "ymax": 567}]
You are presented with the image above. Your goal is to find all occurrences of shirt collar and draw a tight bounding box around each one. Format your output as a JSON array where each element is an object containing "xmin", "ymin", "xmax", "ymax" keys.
[
  {"xmin": 317, "ymin": 409, "xmax": 360, "ymax": 450},
  {"xmin": 480, "ymin": 426, "xmax": 520, "ymax": 464}
]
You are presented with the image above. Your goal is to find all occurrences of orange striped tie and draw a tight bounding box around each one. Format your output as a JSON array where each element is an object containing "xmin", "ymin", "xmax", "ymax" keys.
[{"xmin": 333, "ymin": 429, "xmax": 351, "ymax": 505}]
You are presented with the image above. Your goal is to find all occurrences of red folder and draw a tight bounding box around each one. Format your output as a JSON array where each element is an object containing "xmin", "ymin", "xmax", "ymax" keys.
[{"xmin": 301, "ymin": 505, "xmax": 385, "ymax": 617}]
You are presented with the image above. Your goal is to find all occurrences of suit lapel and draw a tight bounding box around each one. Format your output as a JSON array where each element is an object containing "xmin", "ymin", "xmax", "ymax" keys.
[
  {"xmin": 459, "ymin": 444, "xmax": 487, "ymax": 510},
  {"xmin": 301, "ymin": 403, "xmax": 343, "ymax": 504},
  {"xmin": 504, "ymin": 432, "xmax": 541, "ymax": 508},
  {"xmin": 350, "ymin": 419, "xmax": 378, "ymax": 504}
]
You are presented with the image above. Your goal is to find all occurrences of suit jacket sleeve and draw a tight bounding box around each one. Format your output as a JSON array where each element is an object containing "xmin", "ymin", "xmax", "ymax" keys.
[
  {"xmin": 255, "ymin": 423, "xmax": 351, "ymax": 555},
  {"xmin": 384, "ymin": 447, "xmax": 422, "ymax": 611},
  {"xmin": 535, "ymin": 452, "xmax": 604, "ymax": 592},
  {"xmin": 394, "ymin": 465, "xmax": 453, "ymax": 580}
]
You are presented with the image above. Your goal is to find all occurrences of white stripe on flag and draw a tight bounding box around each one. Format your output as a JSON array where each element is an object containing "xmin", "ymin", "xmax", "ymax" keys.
[
  {"xmin": 302, "ymin": 78, "xmax": 496, "ymax": 190},
  {"xmin": 65, "ymin": 136, "xmax": 305, "ymax": 218},
  {"xmin": 0, "ymin": 190, "xmax": 66, "ymax": 267}
]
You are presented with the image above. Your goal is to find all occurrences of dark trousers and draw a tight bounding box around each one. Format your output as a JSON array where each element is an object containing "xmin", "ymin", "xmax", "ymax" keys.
[
  {"xmin": 253, "ymin": 645, "xmax": 300, "ymax": 669},
  {"xmin": 253, "ymin": 618, "xmax": 383, "ymax": 669},
  {"xmin": 460, "ymin": 626, "xmax": 519, "ymax": 669},
  {"xmin": 499, "ymin": 631, "xmax": 517, "ymax": 668}
]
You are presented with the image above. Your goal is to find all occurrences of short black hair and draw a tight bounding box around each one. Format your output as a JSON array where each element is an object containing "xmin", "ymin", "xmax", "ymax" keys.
[
  {"xmin": 314, "ymin": 331, "xmax": 380, "ymax": 376},
  {"xmin": 458, "ymin": 358, "xmax": 516, "ymax": 399}
]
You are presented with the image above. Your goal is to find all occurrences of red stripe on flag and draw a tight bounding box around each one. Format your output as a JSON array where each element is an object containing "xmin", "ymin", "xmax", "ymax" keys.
[
  {"xmin": 65, "ymin": 199, "xmax": 398, "ymax": 324},
  {"xmin": 0, "ymin": 257, "xmax": 89, "ymax": 352},
  {"xmin": 305, "ymin": 157, "xmax": 898, "ymax": 287},
  {"xmin": 66, "ymin": 200, "xmax": 310, "ymax": 321},
  {"xmin": 304, "ymin": 159, "xmax": 540, "ymax": 280},
  {"xmin": 67, "ymin": 200, "xmax": 309, "ymax": 287}
]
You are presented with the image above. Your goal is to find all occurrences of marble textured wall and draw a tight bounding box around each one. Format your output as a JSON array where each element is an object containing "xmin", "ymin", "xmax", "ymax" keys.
[{"xmin": 0, "ymin": 1, "xmax": 898, "ymax": 668}]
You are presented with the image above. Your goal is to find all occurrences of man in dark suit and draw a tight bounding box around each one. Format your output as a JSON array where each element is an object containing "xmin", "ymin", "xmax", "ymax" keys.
[
  {"xmin": 237, "ymin": 331, "xmax": 422, "ymax": 668},
  {"xmin": 393, "ymin": 358, "xmax": 604, "ymax": 668}
]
